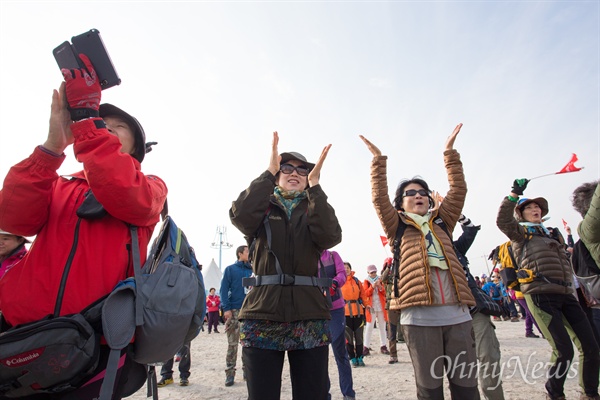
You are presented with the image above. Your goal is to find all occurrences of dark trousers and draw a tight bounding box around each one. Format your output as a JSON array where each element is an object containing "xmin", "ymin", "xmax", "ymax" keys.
[
  {"xmin": 528, "ymin": 293, "xmax": 600, "ymax": 397},
  {"xmin": 344, "ymin": 316, "xmax": 364, "ymax": 359},
  {"xmin": 328, "ymin": 308, "xmax": 355, "ymax": 398},
  {"xmin": 207, "ymin": 311, "xmax": 220, "ymax": 332},
  {"xmin": 160, "ymin": 343, "xmax": 191, "ymax": 379},
  {"xmin": 243, "ymin": 345, "xmax": 329, "ymax": 400}
]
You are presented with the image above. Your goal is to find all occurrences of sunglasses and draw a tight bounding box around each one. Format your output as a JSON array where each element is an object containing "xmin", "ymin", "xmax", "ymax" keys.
[
  {"xmin": 403, "ymin": 189, "xmax": 429, "ymax": 197},
  {"xmin": 280, "ymin": 163, "xmax": 310, "ymax": 177}
]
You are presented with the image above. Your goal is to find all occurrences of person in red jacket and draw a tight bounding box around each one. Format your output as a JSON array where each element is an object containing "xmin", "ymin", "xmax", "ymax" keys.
[
  {"xmin": 206, "ymin": 287, "xmax": 222, "ymax": 334},
  {"xmin": 0, "ymin": 55, "xmax": 167, "ymax": 399}
]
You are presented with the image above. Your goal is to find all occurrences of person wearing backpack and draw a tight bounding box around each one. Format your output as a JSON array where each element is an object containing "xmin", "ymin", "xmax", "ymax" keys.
[
  {"xmin": 341, "ymin": 261, "xmax": 368, "ymax": 368},
  {"xmin": 229, "ymin": 132, "xmax": 342, "ymax": 400},
  {"xmin": 360, "ymin": 124, "xmax": 479, "ymax": 400},
  {"xmin": 320, "ymin": 249, "xmax": 356, "ymax": 400},
  {"xmin": 497, "ymin": 180, "xmax": 600, "ymax": 400},
  {"xmin": 0, "ymin": 56, "xmax": 167, "ymax": 399}
]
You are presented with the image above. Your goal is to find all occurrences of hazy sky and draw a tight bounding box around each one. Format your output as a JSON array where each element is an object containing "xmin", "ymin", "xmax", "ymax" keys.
[{"xmin": 1, "ymin": 1, "xmax": 598, "ymax": 279}]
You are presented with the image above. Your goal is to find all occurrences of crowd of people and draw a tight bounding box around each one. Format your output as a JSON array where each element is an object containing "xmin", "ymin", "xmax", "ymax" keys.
[{"xmin": 1, "ymin": 53, "xmax": 599, "ymax": 400}]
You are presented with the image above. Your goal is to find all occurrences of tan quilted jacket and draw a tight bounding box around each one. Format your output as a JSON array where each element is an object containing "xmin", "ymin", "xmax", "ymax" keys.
[{"xmin": 369, "ymin": 150, "xmax": 475, "ymax": 310}]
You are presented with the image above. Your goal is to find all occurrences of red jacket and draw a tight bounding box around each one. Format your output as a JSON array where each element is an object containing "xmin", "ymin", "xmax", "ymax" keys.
[
  {"xmin": 0, "ymin": 118, "xmax": 167, "ymax": 327},
  {"xmin": 206, "ymin": 294, "xmax": 221, "ymax": 313}
]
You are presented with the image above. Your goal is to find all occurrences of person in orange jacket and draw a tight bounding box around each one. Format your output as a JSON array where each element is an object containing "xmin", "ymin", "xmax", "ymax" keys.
[
  {"xmin": 363, "ymin": 264, "xmax": 389, "ymax": 356},
  {"xmin": 341, "ymin": 261, "xmax": 368, "ymax": 367}
]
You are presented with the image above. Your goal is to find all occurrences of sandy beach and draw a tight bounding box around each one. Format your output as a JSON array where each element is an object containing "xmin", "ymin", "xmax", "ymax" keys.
[{"xmin": 128, "ymin": 316, "xmax": 587, "ymax": 400}]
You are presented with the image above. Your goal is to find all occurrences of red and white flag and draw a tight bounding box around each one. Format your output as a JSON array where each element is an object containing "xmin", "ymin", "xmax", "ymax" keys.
[
  {"xmin": 380, "ymin": 235, "xmax": 388, "ymax": 247},
  {"xmin": 557, "ymin": 154, "xmax": 582, "ymax": 174}
]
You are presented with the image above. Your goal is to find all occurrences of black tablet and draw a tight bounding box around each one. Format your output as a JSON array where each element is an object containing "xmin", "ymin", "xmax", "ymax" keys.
[{"xmin": 52, "ymin": 29, "xmax": 121, "ymax": 90}]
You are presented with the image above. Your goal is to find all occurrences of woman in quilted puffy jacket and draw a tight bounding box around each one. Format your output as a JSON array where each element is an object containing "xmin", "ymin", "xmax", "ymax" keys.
[{"xmin": 360, "ymin": 125, "xmax": 479, "ymax": 400}]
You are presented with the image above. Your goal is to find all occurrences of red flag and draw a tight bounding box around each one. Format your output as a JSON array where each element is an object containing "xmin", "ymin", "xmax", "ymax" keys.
[
  {"xmin": 557, "ymin": 154, "xmax": 582, "ymax": 174},
  {"xmin": 562, "ymin": 219, "xmax": 568, "ymax": 230},
  {"xmin": 380, "ymin": 236, "xmax": 388, "ymax": 247}
]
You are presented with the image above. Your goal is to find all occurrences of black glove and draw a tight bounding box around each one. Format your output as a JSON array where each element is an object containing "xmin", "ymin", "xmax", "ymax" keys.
[{"xmin": 511, "ymin": 178, "xmax": 529, "ymax": 196}]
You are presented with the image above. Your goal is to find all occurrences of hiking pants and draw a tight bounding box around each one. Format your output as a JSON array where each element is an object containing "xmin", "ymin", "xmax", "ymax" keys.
[
  {"xmin": 243, "ymin": 345, "xmax": 329, "ymax": 400},
  {"xmin": 344, "ymin": 315, "xmax": 364, "ymax": 359},
  {"xmin": 387, "ymin": 309, "xmax": 403, "ymax": 358},
  {"xmin": 526, "ymin": 293, "xmax": 600, "ymax": 398},
  {"xmin": 160, "ymin": 343, "xmax": 191, "ymax": 379},
  {"xmin": 471, "ymin": 312, "xmax": 504, "ymax": 400},
  {"xmin": 207, "ymin": 310, "xmax": 220, "ymax": 333},
  {"xmin": 364, "ymin": 309, "xmax": 387, "ymax": 350},
  {"xmin": 328, "ymin": 308, "xmax": 355, "ymax": 398},
  {"xmin": 225, "ymin": 309, "xmax": 242, "ymax": 377},
  {"xmin": 402, "ymin": 321, "xmax": 480, "ymax": 400},
  {"xmin": 516, "ymin": 298, "xmax": 542, "ymax": 336}
]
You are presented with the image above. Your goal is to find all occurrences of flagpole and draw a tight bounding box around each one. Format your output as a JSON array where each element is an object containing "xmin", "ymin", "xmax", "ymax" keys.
[{"xmin": 529, "ymin": 166, "xmax": 584, "ymax": 181}]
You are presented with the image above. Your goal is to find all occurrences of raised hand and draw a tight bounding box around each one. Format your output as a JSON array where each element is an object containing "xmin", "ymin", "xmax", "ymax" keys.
[
  {"xmin": 268, "ymin": 131, "xmax": 281, "ymax": 176},
  {"xmin": 44, "ymin": 82, "xmax": 74, "ymax": 155},
  {"xmin": 308, "ymin": 144, "xmax": 332, "ymax": 187},
  {"xmin": 62, "ymin": 53, "xmax": 101, "ymax": 121},
  {"xmin": 359, "ymin": 135, "xmax": 382, "ymax": 157},
  {"xmin": 445, "ymin": 123, "xmax": 463, "ymax": 151}
]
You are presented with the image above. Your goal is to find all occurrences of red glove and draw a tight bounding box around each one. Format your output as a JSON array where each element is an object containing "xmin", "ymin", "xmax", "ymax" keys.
[
  {"xmin": 62, "ymin": 54, "xmax": 101, "ymax": 121},
  {"xmin": 329, "ymin": 280, "xmax": 339, "ymax": 297}
]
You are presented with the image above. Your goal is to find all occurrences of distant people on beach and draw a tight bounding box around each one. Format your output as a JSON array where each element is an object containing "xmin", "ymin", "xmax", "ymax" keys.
[{"xmin": 206, "ymin": 287, "xmax": 221, "ymax": 334}]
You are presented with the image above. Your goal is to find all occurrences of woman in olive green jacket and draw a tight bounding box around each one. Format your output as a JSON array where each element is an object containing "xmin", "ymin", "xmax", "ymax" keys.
[{"xmin": 229, "ymin": 131, "xmax": 342, "ymax": 400}]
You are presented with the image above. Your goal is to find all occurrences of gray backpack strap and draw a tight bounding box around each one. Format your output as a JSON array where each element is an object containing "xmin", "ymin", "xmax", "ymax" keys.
[
  {"xmin": 130, "ymin": 225, "xmax": 144, "ymax": 326},
  {"xmin": 99, "ymin": 283, "xmax": 136, "ymax": 400}
]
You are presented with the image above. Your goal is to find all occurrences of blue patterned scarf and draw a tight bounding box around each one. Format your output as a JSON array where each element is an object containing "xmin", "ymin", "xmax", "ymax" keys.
[{"xmin": 274, "ymin": 187, "xmax": 307, "ymax": 219}]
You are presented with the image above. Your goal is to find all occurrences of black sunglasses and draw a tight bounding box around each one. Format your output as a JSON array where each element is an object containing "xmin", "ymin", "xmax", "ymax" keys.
[
  {"xmin": 403, "ymin": 189, "xmax": 429, "ymax": 197},
  {"xmin": 280, "ymin": 163, "xmax": 310, "ymax": 177}
]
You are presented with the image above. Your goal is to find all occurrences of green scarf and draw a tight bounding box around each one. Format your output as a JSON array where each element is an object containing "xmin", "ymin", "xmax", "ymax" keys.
[{"xmin": 274, "ymin": 186, "xmax": 307, "ymax": 219}]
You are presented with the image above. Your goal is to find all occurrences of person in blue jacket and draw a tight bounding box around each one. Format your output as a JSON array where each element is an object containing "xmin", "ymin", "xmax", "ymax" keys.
[{"xmin": 219, "ymin": 245, "xmax": 253, "ymax": 387}]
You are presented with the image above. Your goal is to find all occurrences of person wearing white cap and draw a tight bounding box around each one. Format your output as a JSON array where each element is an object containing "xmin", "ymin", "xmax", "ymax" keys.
[{"xmin": 0, "ymin": 229, "xmax": 29, "ymax": 279}]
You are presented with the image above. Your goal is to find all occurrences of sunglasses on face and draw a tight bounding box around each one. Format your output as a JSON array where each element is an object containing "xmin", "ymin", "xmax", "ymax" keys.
[
  {"xmin": 403, "ymin": 189, "xmax": 429, "ymax": 197},
  {"xmin": 280, "ymin": 163, "xmax": 310, "ymax": 176}
]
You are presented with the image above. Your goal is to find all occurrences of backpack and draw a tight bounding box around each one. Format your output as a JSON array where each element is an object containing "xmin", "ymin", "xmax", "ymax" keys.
[
  {"xmin": 121, "ymin": 216, "xmax": 206, "ymax": 399},
  {"xmin": 493, "ymin": 241, "xmax": 521, "ymax": 291},
  {"xmin": 0, "ymin": 211, "xmax": 205, "ymax": 400},
  {"xmin": 572, "ymin": 239, "xmax": 600, "ymax": 303}
]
